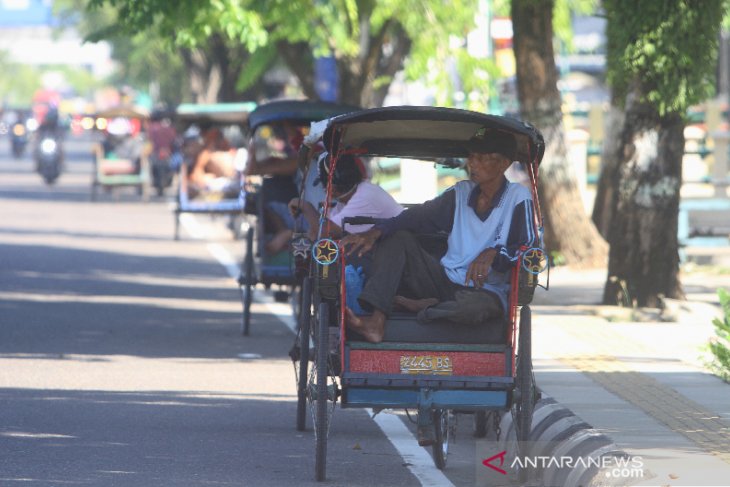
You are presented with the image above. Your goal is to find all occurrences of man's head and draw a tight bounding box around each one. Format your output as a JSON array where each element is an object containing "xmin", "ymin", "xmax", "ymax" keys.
[
  {"xmin": 319, "ymin": 153, "xmax": 366, "ymax": 197},
  {"xmin": 466, "ymin": 131, "xmax": 517, "ymax": 183},
  {"xmin": 466, "ymin": 130, "xmax": 517, "ymax": 161}
]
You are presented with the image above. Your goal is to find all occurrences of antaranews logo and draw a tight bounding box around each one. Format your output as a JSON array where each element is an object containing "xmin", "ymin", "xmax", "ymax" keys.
[
  {"xmin": 482, "ymin": 451, "xmax": 508, "ymax": 475},
  {"xmin": 482, "ymin": 451, "xmax": 644, "ymax": 479}
]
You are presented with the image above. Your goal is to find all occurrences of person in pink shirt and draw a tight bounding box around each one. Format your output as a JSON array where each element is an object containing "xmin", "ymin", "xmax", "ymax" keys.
[{"xmin": 287, "ymin": 153, "xmax": 403, "ymax": 243}]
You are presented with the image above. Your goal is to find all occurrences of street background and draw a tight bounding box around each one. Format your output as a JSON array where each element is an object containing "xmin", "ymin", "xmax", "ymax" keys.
[{"xmin": 1, "ymin": 134, "xmax": 730, "ymax": 486}]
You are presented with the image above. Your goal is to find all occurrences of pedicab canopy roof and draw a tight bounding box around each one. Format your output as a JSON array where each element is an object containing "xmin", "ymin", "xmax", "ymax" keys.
[
  {"xmin": 95, "ymin": 105, "xmax": 150, "ymax": 120},
  {"xmin": 175, "ymin": 102, "xmax": 257, "ymax": 126},
  {"xmin": 321, "ymin": 106, "xmax": 545, "ymax": 166},
  {"xmin": 247, "ymin": 99, "xmax": 361, "ymax": 132}
]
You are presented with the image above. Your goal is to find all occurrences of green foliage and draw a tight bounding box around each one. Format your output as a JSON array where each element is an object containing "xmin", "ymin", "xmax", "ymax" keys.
[
  {"xmin": 554, "ymin": 0, "xmax": 598, "ymax": 52},
  {"xmin": 57, "ymin": 0, "xmax": 188, "ymax": 103},
  {"xmin": 82, "ymin": 0, "xmax": 492, "ymax": 106},
  {"xmin": 604, "ymin": 0, "xmax": 728, "ymax": 116},
  {"xmin": 0, "ymin": 51, "xmax": 42, "ymax": 105},
  {"xmin": 235, "ymin": 44, "xmax": 277, "ymax": 93},
  {"xmin": 709, "ymin": 288, "xmax": 730, "ymax": 381}
]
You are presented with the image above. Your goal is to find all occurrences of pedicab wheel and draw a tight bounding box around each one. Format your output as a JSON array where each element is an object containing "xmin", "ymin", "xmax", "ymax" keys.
[
  {"xmin": 174, "ymin": 212, "xmax": 180, "ymax": 241},
  {"xmin": 512, "ymin": 306, "xmax": 535, "ymax": 484},
  {"xmin": 474, "ymin": 410, "xmax": 488, "ymax": 438},
  {"xmin": 240, "ymin": 226, "xmax": 255, "ymax": 336},
  {"xmin": 432, "ymin": 409, "xmax": 451, "ymax": 470},
  {"xmin": 296, "ymin": 277, "xmax": 312, "ymax": 431},
  {"xmin": 514, "ymin": 306, "xmax": 534, "ymax": 443},
  {"xmin": 314, "ymin": 301, "xmax": 330, "ymax": 481}
]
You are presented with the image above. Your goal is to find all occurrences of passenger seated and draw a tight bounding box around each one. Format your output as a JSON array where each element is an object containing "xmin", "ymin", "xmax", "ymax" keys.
[
  {"xmin": 288, "ymin": 153, "xmax": 403, "ymax": 242},
  {"xmin": 340, "ymin": 131, "xmax": 536, "ymax": 344},
  {"xmin": 100, "ymin": 118, "xmax": 145, "ymax": 173},
  {"xmin": 245, "ymin": 121, "xmax": 307, "ymax": 255},
  {"xmin": 188, "ymin": 126, "xmax": 238, "ymax": 198}
]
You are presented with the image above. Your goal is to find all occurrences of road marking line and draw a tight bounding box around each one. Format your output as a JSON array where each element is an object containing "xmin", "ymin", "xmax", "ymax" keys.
[
  {"xmin": 180, "ymin": 214, "xmax": 451, "ymax": 486},
  {"xmin": 368, "ymin": 409, "xmax": 455, "ymax": 487}
]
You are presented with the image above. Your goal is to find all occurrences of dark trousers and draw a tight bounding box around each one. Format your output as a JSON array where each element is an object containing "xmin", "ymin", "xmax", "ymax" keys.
[{"xmin": 358, "ymin": 231, "xmax": 502, "ymax": 325}]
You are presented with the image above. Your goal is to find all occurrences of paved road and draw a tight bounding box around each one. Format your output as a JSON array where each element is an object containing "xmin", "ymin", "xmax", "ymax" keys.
[
  {"xmin": 4, "ymin": 134, "xmax": 730, "ymax": 487},
  {"xmin": 0, "ymin": 134, "xmax": 496, "ymax": 487}
]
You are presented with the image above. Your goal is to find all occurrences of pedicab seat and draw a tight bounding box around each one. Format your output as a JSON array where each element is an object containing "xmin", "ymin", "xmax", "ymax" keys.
[
  {"xmin": 98, "ymin": 158, "xmax": 138, "ymax": 176},
  {"xmin": 347, "ymin": 312, "xmax": 507, "ymax": 345}
]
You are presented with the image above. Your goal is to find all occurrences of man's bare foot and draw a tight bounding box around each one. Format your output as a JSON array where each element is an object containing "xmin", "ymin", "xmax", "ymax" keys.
[
  {"xmin": 345, "ymin": 307, "xmax": 385, "ymax": 343},
  {"xmin": 393, "ymin": 296, "xmax": 438, "ymax": 313}
]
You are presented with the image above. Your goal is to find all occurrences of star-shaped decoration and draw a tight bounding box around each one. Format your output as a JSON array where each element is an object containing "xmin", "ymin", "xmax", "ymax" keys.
[
  {"xmin": 523, "ymin": 248, "xmax": 546, "ymax": 273},
  {"xmin": 314, "ymin": 239, "xmax": 339, "ymax": 265}
]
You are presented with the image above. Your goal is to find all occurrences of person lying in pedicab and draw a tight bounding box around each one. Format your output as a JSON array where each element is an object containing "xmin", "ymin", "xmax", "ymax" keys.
[
  {"xmin": 341, "ymin": 131, "xmax": 537, "ymax": 344},
  {"xmin": 287, "ymin": 153, "xmax": 404, "ymax": 242},
  {"xmin": 187, "ymin": 126, "xmax": 239, "ymax": 198}
]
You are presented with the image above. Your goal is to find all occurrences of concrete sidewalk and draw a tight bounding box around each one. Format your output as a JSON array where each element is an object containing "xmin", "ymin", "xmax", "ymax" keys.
[{"xmin": 530, "ymin": 266, "xmax": 730, "ymax": 486}]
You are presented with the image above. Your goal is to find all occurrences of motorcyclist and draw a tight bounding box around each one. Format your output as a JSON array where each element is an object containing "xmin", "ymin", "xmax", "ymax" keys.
[{"xmin": 148, "ymin": 108, "xmax": 181, "ymax": 194}]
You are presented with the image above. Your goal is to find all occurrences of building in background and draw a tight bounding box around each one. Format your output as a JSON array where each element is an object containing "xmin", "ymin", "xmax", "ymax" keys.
[{"xmin": 0, "ymin": 0, "xmax": 114, "ymax": 79}]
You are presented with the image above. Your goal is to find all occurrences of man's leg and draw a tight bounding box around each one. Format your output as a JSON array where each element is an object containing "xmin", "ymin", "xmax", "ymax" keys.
[
  {"xmin": 417, "ymin": 288, "xmax": 504, "ymax": 326},
  {"xmin": 347, "ymin": 231, "xmax": 452, "ymax": 343},
  {"xmin": 358, "ymin": 231, "xmax": 453, "ymax": 315}
]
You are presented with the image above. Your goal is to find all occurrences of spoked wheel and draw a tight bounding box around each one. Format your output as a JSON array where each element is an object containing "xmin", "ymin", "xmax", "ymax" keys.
[
  {"xmin": 511, "ymin": 305, "xmax": 535, "ymax": 483},
  {"xmin": 174, "ymin": 211, "xmax": 181, "ymax": 241},
  {"xmin": 514, "ymin": 306, "xmax": 535, "ymax": 442},
  {"xmin": 309, "ymin": 300, "xmax": 337, "ymax": 481},
  {"xmin": 432, "ymin": 409, "xmax": 452, "ymax": 470},
  {"xmin": 240, "ymin": 226, "xmax": 255, "ymax": 336},
  {"xmin": 474, "ymin": 410, "xmax": 488, "ymax": 438},
  {"xmin": 295, "ymin": 277, "xmax": 313, "ymax": 431}
]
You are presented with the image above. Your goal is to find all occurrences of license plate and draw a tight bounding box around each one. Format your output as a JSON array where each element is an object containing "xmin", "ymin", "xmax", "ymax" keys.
[{"xmin": 400, "ymin": 355, "xmax": 453, "ymax": 375}]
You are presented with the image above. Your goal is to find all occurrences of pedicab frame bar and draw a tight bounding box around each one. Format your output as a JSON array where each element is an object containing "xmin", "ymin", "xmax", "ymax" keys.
[
  {"xmin": 239, "ymin": 100, "xmax": 361, "ymax": 336},
  {"xmin": 172, "ymin": 102, "xmax": 257, "ymax": 240},
  {"xmin": 305, "ymin": 106, "xmax": 546, "ymax": 481}
]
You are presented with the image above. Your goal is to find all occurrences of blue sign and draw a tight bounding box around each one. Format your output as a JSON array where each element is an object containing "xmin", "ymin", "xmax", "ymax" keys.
[{"xmin": 314, "ymin": 56, "xmax": 338, "ymax": 102}]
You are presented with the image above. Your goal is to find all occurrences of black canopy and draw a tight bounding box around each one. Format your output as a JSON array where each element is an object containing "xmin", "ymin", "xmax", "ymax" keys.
[
  {"xmin": 247, "ymin": 100, "xmax": 361, "ymax": 132},
  {"xmin": 322, "ymin": 106, "xmax": 545, "ymax": 165}
]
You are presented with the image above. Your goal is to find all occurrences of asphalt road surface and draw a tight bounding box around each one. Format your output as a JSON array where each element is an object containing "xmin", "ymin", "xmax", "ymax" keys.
[{"xmin": 0, "ymin": 134, "xmax": 493, "ymax": 487}]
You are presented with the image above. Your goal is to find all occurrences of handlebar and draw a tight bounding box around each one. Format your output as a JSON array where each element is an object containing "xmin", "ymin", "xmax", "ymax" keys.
[{"xmin": 342, "ymin": 216, "xmax": 377, "ymax": 226}]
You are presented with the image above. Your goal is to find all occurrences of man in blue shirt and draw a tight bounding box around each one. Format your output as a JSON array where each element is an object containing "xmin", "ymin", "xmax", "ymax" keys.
[{"xmin": 341, "ymin": 131, "xmax": 536, "ymax": 344}]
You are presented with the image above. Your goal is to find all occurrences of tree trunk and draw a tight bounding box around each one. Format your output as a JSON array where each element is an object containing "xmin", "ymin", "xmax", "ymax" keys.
[
  {"xmin": 592, "ymin": 103, "xmax": 625, "ymax": 238},
  {"xmin": 277, "ymin": 41, "xmax": 318, "ymax": 100},
  {"xmin": 512, "ymin": 0, "xmax": 608, "ymax": 268},
  {"xmin": 180, "ymin": 35, "xmax": 253, "ymax": 103},
  {"xmin": 276, "ymin": 17, "xmax": 411, "ymax": 107},
  {"xmin": 603, "ymin": 86, "xmax": 685, "ymax": 307}
]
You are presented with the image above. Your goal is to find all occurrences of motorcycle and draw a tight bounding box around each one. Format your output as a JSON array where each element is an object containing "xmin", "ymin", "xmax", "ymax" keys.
[
  {"xmin": 150, "ymin": 149, "xmax": 180, "ymax": 197},
  {"xmin": 11, "ymin": 122, "xmax": 29, "ymax": 158},
  {"xmin": 35, "ymin": 133, "xmax": 63, "ymax": 185}
]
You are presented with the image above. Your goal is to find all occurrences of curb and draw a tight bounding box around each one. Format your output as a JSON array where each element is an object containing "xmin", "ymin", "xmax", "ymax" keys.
[{"xmin": 497, "ymin": 396, "xmax": 645, "ymax": 487}]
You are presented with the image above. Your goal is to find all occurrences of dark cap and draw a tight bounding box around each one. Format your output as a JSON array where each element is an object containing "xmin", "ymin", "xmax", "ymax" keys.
[{"xmin": 467, "ymin": 130, "xmax": 517, "ymax": 161}]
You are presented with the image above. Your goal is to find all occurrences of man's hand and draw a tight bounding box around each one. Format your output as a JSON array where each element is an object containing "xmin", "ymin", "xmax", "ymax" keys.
[
  {"xmin": 465, "ymin": 248, "xmax": 497, "ymax": 288},
  {"xmin": 288, "ymin": 197, "xmax": 302, "ymax": 217},
  {"xmin": 341, "ymin": 228, "xmax": 382, "ymax": 257}
]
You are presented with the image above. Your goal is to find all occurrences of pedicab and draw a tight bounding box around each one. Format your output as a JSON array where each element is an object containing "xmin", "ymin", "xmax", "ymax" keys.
[
  {"xmin": 295, "ymin": 106, "xmax": 547, "ymax": 481},
  {"xmin": 172, "ymin": 102, "xmax": 257, "ymax": 240},
  {"xmin": 238, "ymin": 99, "xmax": 360, "ymax": 336},
  {"xmin": 91, "ymin": 105, "xmax": 151, "ymax": 201}
]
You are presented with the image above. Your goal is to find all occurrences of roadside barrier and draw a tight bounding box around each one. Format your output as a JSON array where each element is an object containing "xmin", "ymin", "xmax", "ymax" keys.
[{"xmin": 496, "ymin": 395, "xmax": 643, "ymax": 487}]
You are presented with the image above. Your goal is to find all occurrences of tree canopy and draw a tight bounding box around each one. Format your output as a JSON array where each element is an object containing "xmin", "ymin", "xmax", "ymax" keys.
[
  {"xmin": 83, "ymin": 0, "xmax": 498, "ymax": 107},
  {"xmin": 605, "ymin": 0, "xmax": 725, "ymax": 116}
]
